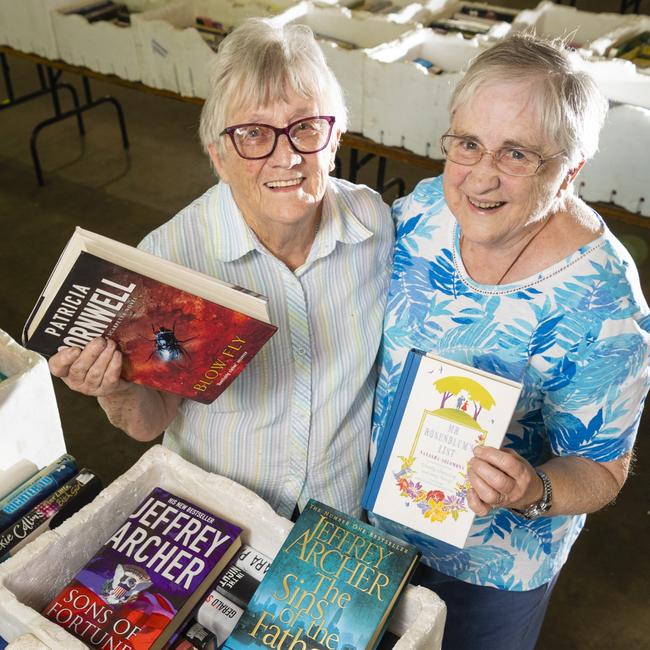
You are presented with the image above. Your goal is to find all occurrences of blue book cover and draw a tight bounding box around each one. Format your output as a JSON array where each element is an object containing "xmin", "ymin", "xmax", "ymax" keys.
[
  {"xmin": 0, "ymin": 454, "xmax": 78, "ymax": 530},
  {"xmin": 223, "ymin": 499, "xmax": 420, "ymax": 650}
]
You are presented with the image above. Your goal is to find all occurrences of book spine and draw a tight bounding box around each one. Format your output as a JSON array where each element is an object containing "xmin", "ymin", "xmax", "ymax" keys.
[
  {"xmin": 197, "ymin": 590, "xmax": 244, "ymax": 645},
  {"xmin": 363, "ymin": 349, "xmax": 422, "ymax": 509},
  {"xmin": 0, "ymin": 470, "xmax": 102, "ymax": 562},
  {"xmin": 233, "ymin": 544, "xmax": 272, "ymax": 582},
  {"xmin": 0, "ymin": 454, "xmax": 77, "ymax": 530}
]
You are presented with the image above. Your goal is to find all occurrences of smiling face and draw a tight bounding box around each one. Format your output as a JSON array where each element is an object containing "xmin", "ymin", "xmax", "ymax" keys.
[
  {"xmin": 443, "ymin": 79, "xmax": 572, "ymax": 249},
  {"xmin": 208, "ymin": 89, "xmax": 339, "ymax": 238}
]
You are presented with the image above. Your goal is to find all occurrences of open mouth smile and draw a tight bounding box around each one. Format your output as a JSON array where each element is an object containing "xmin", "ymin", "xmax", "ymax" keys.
[
  {"xmin": 265, "ymin": 178, "xmax": 303, "ymax": 189},
  {"xmin": 468, "ymin": 197, "xmax": 506, "ymax": 210}
]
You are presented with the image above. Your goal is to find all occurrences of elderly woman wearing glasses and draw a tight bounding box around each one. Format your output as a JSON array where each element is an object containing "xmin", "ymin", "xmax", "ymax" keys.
[
  {"xmin": 48, "ymin": 19, "xmax": 393, "ymax": 519},
  {"xmin": 370, "ymin": 33, "xmax": 650, "ymax": 649}
]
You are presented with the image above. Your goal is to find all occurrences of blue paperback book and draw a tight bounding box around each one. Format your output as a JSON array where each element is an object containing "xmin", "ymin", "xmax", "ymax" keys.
[{"xmin": 223, "ymin": 499, "xmax": 420, "ymax": 650}]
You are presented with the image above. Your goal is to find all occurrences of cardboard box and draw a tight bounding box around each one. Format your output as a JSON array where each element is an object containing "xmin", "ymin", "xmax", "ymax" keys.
[
  {"xmin": 0, "ymin": 445, "xmax": 447, "ymax": 649},
  {"xmin": 51, "ymin": 0, "xmax": 167, "ymax": 82},
  {"xmin": 0, "ymin": 329, "xmax": 65, "ymax": 500},
  {"xmin": 578, "ymin": 103, "xmax": 650, "ymax": 217},
  {"xmin": 363, "ymin": 27, "xmax": 488, "ymax": 156},
  {"xmin": 276, "ymin": 1, "xmax": 417, "ymax": 134}
]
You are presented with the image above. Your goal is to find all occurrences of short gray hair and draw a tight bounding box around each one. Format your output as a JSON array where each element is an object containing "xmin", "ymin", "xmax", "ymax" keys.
[
  {"xmin": 199, "ymin": 18, "xmax": 348, "ymax": 153},
  {"xmin": 451, "ymin": 32, "xmax": 608, "ymax": 166}
]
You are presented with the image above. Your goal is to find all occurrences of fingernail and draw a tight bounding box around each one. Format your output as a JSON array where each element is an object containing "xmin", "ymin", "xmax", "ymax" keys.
[{"xmin": 69, "ymin": 346, "xmax": 81, "ymax": 356}]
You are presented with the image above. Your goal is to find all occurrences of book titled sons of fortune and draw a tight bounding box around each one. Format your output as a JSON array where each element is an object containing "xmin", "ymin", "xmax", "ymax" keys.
[{"xmin": 43, "ymin": 487, "xmax": 242, "ymax": 650}]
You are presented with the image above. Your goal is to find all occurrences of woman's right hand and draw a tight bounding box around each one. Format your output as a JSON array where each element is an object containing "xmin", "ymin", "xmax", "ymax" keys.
[{"xmin": 48, "ymin": 337, "xmax": 131, "ymax": 397}]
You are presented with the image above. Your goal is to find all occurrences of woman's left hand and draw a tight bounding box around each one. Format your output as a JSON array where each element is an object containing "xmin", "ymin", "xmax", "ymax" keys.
[{"xmin": 466, "ymin": 446, "xmax": 543, "ymax": 515}]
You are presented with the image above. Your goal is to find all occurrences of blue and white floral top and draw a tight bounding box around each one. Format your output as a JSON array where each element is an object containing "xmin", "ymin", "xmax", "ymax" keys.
[{"xmin": 370, "ymin": 176, "xmax": 650, "ymax": 591}]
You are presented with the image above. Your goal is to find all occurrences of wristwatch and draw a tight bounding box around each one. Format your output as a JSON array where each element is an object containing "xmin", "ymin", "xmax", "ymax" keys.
[{"xmin": 513, "ymin": 469, "xmax": 553, "ymax": 520}]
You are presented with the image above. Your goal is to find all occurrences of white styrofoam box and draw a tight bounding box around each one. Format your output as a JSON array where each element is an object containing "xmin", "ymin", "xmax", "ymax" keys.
[
  {"xmin": 50, "ymin": 0, "xmax": 166, "ymax": 82},
  {"xmin": 0, "ymin": 0, "xmax": 70, "ymax": 59},
  {"xmin": 273, "ymin": 2, "xmax": 417, "ymax": 134},
  {"xmin": 579, "ymin": 55, "xmax": 650, "ymax": 111},
  {"xmin": 363, "ymin": 28, "xmax": 488, "ymax": 156},
  {"xmin": 588, "ymin": 15, "xmax": 650, "ymax": 58},
  {"xmin": 0, "ymin": 445, "xmax": 447, "ymax": 649},
  {"xmin": 512, "ymin": 1, "xmax": 637, "ymax": 52},
  {"xmin": 132, "ymin": 0, "xmax": 277, "ymax": 97},
  {"xmin": 578, "ymin": 104, "xmax": 650, "ymax": 218},
  {"xmin": 0, "ymin": 329, "xmax": 65, "ymax": 500}
]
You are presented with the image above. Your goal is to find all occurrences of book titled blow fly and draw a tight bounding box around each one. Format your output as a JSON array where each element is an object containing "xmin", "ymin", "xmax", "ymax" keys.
[
  {"xmin": 23, "ymin": 227, "xmax": 277, "ymax": 403},
  {"xmin": 223, "ymin": 499, "xmax": 420, "ymax": 650},
  {"xmin": 42, "ymin": 487, "xmax": 243, "ymax": 650},
  {"xmin": 363, "ymin": 349, "xmax": 522, "ymax": 549}
]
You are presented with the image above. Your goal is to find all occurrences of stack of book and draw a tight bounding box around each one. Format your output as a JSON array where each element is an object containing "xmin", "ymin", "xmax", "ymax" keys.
[
  {"xmin": 0, "ymin": 454, "xmax": 103, "ymax": 564},
  {"xmin": 195, "ymin": 16, "xmax": 231, "ymax": 53},
  {"xmin": 429, "ymin": 5, "xmax": 518, "ymax": 39},
  {"xmin": 64, "ymin": 1, "xmax": 131, "ymax": 26},
  {"xmin": 609, "ymin": 31, "xmax": 650, "ymax": 69}
]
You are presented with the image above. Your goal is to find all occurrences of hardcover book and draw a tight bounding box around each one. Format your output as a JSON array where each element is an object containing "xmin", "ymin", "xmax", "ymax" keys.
[
  {"xmin": 23, "ymin": 227, "xmax": 277, "ymax": 404},
  {"xmin": 0, "ymin": 454, "xmax": 78, "ymax": 531},
  {"xmin": 42, "ymin": 487, "xmax": 243, "ymax": 650},
  {"xmin": 363, "ymin": 349, "xmax": 522, "ymax": 549},
  {"xmin": 223, "ymin": 499, "xmax": 420, "ymax": 650},
  {"xmin": 0, "ymin": 469, "xmax": 103, "ymax": 562}
]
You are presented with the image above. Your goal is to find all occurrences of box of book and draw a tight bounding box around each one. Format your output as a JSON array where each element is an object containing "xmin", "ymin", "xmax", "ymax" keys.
[
  {"xmin": 577, "ymin": 103, "xmax": 650, "ymax": 217},
  {"xmin": 364, "ymin": 349, "xmax": 522, "ymax": 549},
  {"xmin": 363, "ymin": 27, "xmax": 489, "ymax": 157},
  {"xmin": 0, "ymin": 0, "xmax": 70, "ymax": 59},
  {"xmin": 130, "ymin": 0, "xmax": 280, "ymax": 98},
  {"xmin": 0, "ymin": 445, "xmax": 446, "ymax": 648},
  {"xmin": 50, "ymin": 0, "xmax": 168, "ymax": 82},
  {"xmin": 0, "ymin": 329, "xmax": 66, "ymax": 502},
  {"xmin": 511, "ymin": 0, "xmax": 636, "ymax": 52},
  {"xmin": 275, "ymin": 1, "xmax": 417, "ymax": 134}
]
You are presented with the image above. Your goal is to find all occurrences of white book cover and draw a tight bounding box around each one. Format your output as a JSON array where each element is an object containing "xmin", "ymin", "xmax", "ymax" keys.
[{"xmin": 364, "ymin": 350, "xmax": 522, "ymax": 548}]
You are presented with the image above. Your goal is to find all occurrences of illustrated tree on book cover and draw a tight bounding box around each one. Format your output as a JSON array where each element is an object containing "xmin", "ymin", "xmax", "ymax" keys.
[{"xmin": 394, "ymin": 373, "xmax": 496, "ymax": 525}]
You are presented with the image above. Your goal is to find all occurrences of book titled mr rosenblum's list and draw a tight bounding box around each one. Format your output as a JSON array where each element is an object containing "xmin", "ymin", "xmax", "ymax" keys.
[
  {"xmin": 42, "ymin": 487, "xmax": 243, "ymax": 650},
  {"xmin": 23, "ymin": 228, "xmax": 277, "ymax": 403}
]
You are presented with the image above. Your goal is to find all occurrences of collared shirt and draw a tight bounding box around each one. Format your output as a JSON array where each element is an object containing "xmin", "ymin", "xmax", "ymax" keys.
[
  {"xmin": 139, "ymin": 177, "xmax": 393, "ymax": 518},
  {"xmin": 371, "ymin": 176, "xmax": 650, "ymax": 590}
]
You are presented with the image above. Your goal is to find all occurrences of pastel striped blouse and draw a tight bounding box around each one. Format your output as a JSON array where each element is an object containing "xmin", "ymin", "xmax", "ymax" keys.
[{"xmin": 139, "ymin": 178, "xmax": 393, "ymax": 518}]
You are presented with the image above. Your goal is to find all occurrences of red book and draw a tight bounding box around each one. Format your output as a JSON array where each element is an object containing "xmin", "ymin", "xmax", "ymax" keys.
[
  {"xmin": 42, "ymin": 487, "xmax": 243, "ymax": 650},
  {"xmin": 23, "ymin": 228, "xmax": 277, "ymax": 403}
]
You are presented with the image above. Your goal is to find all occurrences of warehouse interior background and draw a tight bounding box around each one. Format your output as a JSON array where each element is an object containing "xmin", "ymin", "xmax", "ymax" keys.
[{"xmin": 1, "ymin": 0, "xmax": 649, "ymax": 647}]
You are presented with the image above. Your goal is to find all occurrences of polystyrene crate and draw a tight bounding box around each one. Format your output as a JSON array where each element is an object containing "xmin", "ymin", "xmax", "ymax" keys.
[
  {"xmin": 511, "ymin": 0, "xmax": 637, "ymax": 52},
  {"xmin": 0, "ymin": 0, "xmax": 70, "ymax": 59},
  {"xmin": 274, "ymin": 1, "xmax": 417, "ymax": 134},
  {"xmin": 0, "ymin": 445, "xmax": 447, "ymax": 649},
  {"xmin": 0, "ymin": 329, "xmax": 65, "ymax": 500},
  {"xmin": 50, "ymin": 0, "xmax": 166, "ymax": 82},
  {"xmin": 578, "ymin": 104, "xmax": 650, "ymax": 218},
  {"xmin": 132, "ymin": 0, "xmax": 280, "ymax": 98},
  {"xmin": 363, "ymin": 27, "xmax": 488, "ymax": 156}
]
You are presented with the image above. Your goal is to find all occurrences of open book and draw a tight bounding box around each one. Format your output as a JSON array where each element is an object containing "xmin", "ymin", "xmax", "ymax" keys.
[
  {"xmin": 23, "ymin": 227, "xmax": 277, "ymax": 404},
  {"xmin": 364, "ymin": 349, "xmax": 522, "ymax": 548}
]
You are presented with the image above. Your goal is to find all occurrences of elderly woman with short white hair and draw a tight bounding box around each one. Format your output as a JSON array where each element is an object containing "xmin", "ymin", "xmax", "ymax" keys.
[
  {"xmin": 49, "ymin": 19, "xmax": 393, "ymax": 521},
  {"xmin": 371, "ymin": 33, "xmax": 650, "ymax": 649}
]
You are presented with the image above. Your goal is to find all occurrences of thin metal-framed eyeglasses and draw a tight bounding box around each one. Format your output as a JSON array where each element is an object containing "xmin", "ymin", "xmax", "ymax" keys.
[
  {"xmin": 219, "ymin": 115, "xmax": 336, "ymax": 160},
  {"xmin": 440, "ymin": 134, "xmax": 566, "ymax": 177}
]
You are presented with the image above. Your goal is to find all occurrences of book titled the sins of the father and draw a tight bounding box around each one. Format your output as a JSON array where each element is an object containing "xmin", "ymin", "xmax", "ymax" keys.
[
  {"xmin": 42, "ymin": 487, "xmax": 243, "ymax": 650},
  {"xmin": 363, "ymin": 349, "xmax": 522, "ymax": 549},
  {"xmin": 23, "ymin": 227, "xmax": 277, "ymax": 403},
  {"xmin": 223, "ymin": 499, "xmax": 420, "ymax": 650}
]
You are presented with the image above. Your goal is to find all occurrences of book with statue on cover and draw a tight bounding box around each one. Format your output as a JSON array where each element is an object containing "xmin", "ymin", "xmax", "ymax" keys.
[
  {"xmin": 42, "ymin": 487, "xmax": 242, "ymax": 650},
  {"xmin": 223, "ymin": 499, "xmax": 420, "ymax": 650},
  {"xmin": 22, "ymin": 227, "xmax": 277, "ymax": 404},
  {"xmin": 363, "ymin": 349, "xmax": 522, "ymax": 549}
]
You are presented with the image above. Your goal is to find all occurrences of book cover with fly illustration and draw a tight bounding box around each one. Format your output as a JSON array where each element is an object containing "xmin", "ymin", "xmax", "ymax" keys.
[{"xmin": 24, "ymin": 234, "xmax": 277, "ymax": 404}]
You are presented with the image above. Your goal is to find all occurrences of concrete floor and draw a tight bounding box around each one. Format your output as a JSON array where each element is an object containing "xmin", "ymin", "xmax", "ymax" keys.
[{"xmin": 1, "ymin": 36, "xmax": 649, "ymax": 650}]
